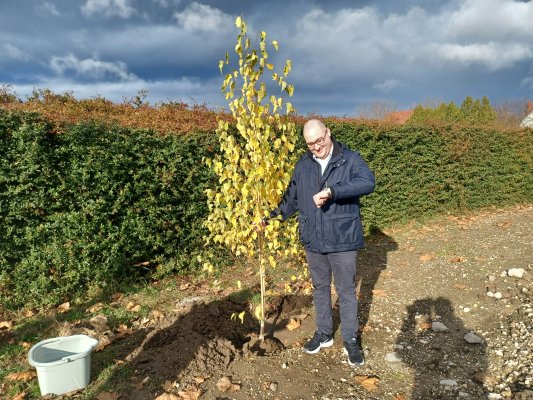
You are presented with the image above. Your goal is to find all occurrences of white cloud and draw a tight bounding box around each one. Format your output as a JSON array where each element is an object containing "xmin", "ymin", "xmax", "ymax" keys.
[
  {"xmin": 49, "ymin": 54, "xmax": 138, "ymax": 81},
  {"xmin": 9, "ymin": 76, "xmax": 224, "ymax": 108},
  {"xmin": 173, "ymin": 2, "xmax": 232, "ymax": 33},
  {"xmin": 38, "ymin": 1, "xmax": 61, "ymax": 16},
  {"xmin": 284, "ymin": 1, "xmax": 533, "ymax": 85},
  {"xmin": 447, "ymin": 0, "xmax": 533, "ymax": 40},
  {"xmin": 81, "ymin": 0, "xmax": 135, "ymax": 19},
  {"xmin": 1, "ymin": 44, "xmax": 31, "ymax": 61},
  {"xmin": 428, "ymin": 42, "xmax": 532, "ymax": 71},
  {"xmin": 373, "ymin": 78, "xmax": 406, "ymax": 92}
]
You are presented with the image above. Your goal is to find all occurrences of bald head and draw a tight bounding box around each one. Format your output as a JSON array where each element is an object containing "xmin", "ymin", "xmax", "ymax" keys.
[
  {"xmin": 303, "ymin": 119, "xmax": 327, "ymax": 140},
  {"xmin": 303, "ymin": 119, "xmax": 332, "ymax": 159}
]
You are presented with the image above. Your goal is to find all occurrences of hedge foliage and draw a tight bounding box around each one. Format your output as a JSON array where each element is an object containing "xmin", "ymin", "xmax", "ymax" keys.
[
  {"xmin": 1, "ymin": 109, "xmax": 531, "ymax": 309},
  {"xmin": 333, "ymin": 122, "xmax": 532, "ymax": 228},
  {"xmin": 0, "ymin": 110, "xmax": 218, "ymax": 309}
]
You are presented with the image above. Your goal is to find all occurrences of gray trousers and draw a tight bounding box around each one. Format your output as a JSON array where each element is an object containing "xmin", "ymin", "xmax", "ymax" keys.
[{"xmin": 306, "ymin": 250, "xmax": 358, "ymax": 342}]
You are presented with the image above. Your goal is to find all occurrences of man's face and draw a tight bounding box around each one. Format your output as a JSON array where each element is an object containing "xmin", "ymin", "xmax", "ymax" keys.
[{"xmin": 304, "ymin": 127, "xmax": 332, "ymax": 160}]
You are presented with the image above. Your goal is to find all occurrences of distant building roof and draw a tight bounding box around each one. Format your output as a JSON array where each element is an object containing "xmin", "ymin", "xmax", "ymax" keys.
[
  {"xmin": 385, "ymin": 109, "xmax": 414, "ymax": 124},
  {"xmin": 520, "ymin": 111, "xmax": 533, "ymax": 128}
]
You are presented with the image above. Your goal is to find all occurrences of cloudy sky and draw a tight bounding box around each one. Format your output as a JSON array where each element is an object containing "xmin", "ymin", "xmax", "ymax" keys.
[{"xmin": 1, "ymin": 0, "xmax": 533, "ymax": 116}]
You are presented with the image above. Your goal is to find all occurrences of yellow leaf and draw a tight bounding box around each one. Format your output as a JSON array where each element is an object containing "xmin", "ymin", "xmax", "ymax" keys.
[
  {"xmin": 286, "ymin": 318, "xmax": 301, "ymax": 331},
  {"xmin": 266, "ymin": 63, "xmax": 274, "ymax": 70},
  {"xmin": 0, "ymin": 320, "xmax": 13, "ymax": 330},
  {"xmin": 235, "ymin": 16, "xmax": 242, "ymax": 28},
  {"xmin": 178, "ymin": 385, "xmax": 202, "ymax": 400},
  {"xmin": 115, "ymin": 324, "xmax": 133, "ymax": 338},
  {"xmin": 418, "ymin": 321, "xmax": 432, "ymax": 330},
  {"xmin": 238, "ymin": 311, "xmax": 245, "ymax": 324},
  {"xmin": 448, "ymin": 256, "xmax": 466, "ymax": 263},
  {"xmin": 354, "ymin": 375, "xmax": 380, "ymax": 391},
  {"xmin": 94, "ymin": 335, "xmax": 112, "ymax": 352},
  {"xmin": 272, "ymin": 40, "xmax": 279, "ymax": 50},
  {"xmin": 419, "ymin": 253, "xmax": 435, "ymax": 262},
  {"xmin": 86, "ymin": 302, "xmax": 105, "ymax": 313},
  {"xmin": 216, "ymin": 376, "xmax": 241, "ymax": 392},
  {"xmin": 57, "ymin": 302, "xmax": 70, "ymax": 313},
  {"xmin": 254, "ymin": 305, "xmax": 263, "ymax": 320},
  {"xmin": 6, "ymin": 370, "xmax": 37, "ymax": 382},
  {"xmin": 126, "ymin": 302, "xmax": 141, "ymax": 312}
]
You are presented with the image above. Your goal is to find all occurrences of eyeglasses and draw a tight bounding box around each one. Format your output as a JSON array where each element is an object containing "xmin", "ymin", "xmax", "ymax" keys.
[{"xmin": 306, "ymin": 129, "xmax": 328, "ymax": 149}]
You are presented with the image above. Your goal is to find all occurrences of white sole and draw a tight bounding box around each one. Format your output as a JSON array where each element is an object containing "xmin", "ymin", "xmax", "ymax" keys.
[
  {"xmin": 343, "ymin": 347, "xmax": 365, "ymax": 366},
  {"xmin": 303, "ymin": 339, "xmax": 334, "ymax": 354}
]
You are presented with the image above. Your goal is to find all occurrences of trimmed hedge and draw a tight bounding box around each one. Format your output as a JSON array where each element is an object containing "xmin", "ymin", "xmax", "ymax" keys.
[
  {"xmin": 333, "ymin": 122, "xmax": 532, "ymax": 228},
  {"xmin": 0, "ymin": 111, "xmax": 218, "ymax": 309},
  {"xmin": 1, "ymin": 110, "xmax": 531, "ymax": 309}
]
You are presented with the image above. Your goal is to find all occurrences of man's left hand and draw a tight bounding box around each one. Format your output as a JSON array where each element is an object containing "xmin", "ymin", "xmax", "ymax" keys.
[{"xmin": 313, "ymin": 189, "xmax": 331, "ymax": 208}]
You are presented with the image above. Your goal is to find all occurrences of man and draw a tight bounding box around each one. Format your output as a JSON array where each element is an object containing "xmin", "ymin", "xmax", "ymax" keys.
[{"xmin": 267, "ymin": 119, "xmax": 375, "ymax": 366}]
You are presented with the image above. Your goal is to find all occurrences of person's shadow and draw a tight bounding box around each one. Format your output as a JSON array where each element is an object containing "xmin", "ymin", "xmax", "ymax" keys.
[{"xmin": 396, "ymin": 297, "xmax": 488, "ymax": 399}]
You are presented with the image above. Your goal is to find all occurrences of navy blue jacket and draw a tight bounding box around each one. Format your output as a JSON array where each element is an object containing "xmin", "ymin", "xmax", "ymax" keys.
[{"xmin": 271, "ymin": 139, "xmax": 375, "ymax": 253}]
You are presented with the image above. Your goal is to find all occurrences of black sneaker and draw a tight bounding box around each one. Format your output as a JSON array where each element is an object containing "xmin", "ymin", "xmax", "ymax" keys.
[
  {"xmin": 303, "ymin": 331, "xmax": 333, "ymax": 354},
  {"xmin": 344, "ymin": 338, "xmax": 365, "ymax": 366}
]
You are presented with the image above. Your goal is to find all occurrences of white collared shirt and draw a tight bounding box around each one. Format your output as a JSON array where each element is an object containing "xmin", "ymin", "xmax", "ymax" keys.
[{"xmin": 313, "ymin": 144, "xmax": 334, "ymax": 175}]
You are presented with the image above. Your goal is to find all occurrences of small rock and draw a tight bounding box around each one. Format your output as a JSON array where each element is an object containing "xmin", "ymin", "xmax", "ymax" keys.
[
  {"xmin": 269, "ymin": 382, "xmax": 278, "ymax": 392},
  {"xmin": 487, "ymin": 394, "xmax": 502, "ymax": 400},
  {"xmin": 464, "ymin": 332, "xmax": 483, "ymax": 344},
  {"xmin": 507, "ymin": 268, "xmax": 525, "ymax": 278},
  {"xmin": 385, "ymin": 352, "xmax": 402, "ymax": 363},
  {"xmin": 440, "ymin": 379, "xmax": 458, "ymax": 386},
  {"xmin": 432, "ymin": 322, "xmax": 449, "ymax": 332},
  {"xmin": 281, "ymin": 362, "xmax": 289, "ymax": 369},
  {"xmin": 494, "ymin": 292, "xmax": 503, "ymax": 299},
  {"xmin": 487, "ymin": 291, "xmax": 494, "ymax": 297},
  {"xmin": 488, "ymin": 275, "xmax": 497, "ymax": 282}
]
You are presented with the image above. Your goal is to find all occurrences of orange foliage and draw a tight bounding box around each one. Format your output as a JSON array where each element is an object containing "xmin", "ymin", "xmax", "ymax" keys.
[
  {"xmin": 0, "ymin": 88, "xmax": 371, "ymax": 135},
  {"xmin": 1, "ymin": 89, "xmax": 230, "ymax": 135}
]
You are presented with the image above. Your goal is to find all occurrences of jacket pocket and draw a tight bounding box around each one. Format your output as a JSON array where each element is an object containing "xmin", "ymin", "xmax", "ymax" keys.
[
  {"xmin": 298, "ymin": 214, "xmax": 311, "ymax": 245},
  {"xmin": 330, "ymin": 213, "xmax": 358, "ymax": 244}
]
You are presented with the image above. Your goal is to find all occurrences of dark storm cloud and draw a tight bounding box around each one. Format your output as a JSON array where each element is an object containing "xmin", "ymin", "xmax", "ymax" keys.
[{"xmin": 1, "ymin": 0, "xmax": 532, "ymax": 115}]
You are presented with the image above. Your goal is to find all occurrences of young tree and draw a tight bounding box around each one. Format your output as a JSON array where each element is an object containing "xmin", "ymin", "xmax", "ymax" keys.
[{"xmin": 203, "ymin": 17, "xmax": 301, "ymax": 339}]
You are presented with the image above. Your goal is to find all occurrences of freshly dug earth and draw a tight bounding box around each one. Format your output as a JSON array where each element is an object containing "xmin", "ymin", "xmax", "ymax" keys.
[{"xmin": 100, "ymin": 205, "xmax": 532, "ymax": 400}]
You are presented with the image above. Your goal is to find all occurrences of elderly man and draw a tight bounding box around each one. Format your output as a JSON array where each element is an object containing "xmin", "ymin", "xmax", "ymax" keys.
[{"xmin": 268, "ymin": 119, "xmax": 375, "ymax": 366}]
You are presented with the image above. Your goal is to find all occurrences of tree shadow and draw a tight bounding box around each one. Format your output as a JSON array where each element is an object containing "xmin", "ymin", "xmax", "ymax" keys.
[
  {"xmin": 395, "ymin": 297, "xmax": 488, "ymax": 399},
  {"xmin": 355, "ymin": 227, "xmax": 398, "ymax": 331}
]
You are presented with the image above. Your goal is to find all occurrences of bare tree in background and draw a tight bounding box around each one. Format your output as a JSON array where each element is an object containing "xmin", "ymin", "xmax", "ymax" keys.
[
  {"xmin": 356, "ymin": 100, "xmax": 397, "ymax": 121},
  {"xmin": 493, "ymin": 98, "xmax": 531, "ymax": 128}
]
